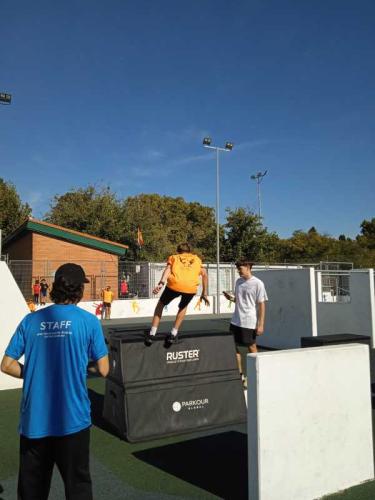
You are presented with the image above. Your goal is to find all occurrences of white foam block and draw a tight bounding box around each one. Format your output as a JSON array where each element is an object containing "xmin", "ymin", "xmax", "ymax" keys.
[
  {"xmin": 247, "ymin": 344, "xmax": 374, "ymax": 500},
  {"xmin": 0, "ymin": 262, "xmax": 28, "ymax": 390}
]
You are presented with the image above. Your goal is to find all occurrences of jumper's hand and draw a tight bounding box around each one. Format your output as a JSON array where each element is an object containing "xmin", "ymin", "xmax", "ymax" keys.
[
  {"xmin": 153, "ymin": 284, "xmax": 163, "ymax": 294},
  {"xmin": 201, "ymin": 295, "xmax": 210, "ymax": 306}
]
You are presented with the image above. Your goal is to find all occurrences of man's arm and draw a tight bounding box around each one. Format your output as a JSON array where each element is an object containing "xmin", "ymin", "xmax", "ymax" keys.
[
  {"xmin": 256, "ymin": 301, "xmax": 266, "ymax": 335},
  {"xmin": 153, "ymin": 264, "xmax": 171, "ymax": 294},
  {"xmin": 96, "ymin": 355, "xmax": 109, "ymax": 377},
  {"xmin": 1, "ymin": 355, "xmax": 24, "ymax": 379}
]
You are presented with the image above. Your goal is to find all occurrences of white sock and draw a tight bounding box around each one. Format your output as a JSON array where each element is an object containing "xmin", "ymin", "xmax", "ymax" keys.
[
  {"xmin": 150, "ymin": 326, "xmax": 157, "ymax": 336},
  {"xmin": 171, "ymin": 328, "xmax": 178, "ymax": 337}
]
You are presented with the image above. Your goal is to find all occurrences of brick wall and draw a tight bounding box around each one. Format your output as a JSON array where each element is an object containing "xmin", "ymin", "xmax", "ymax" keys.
[
  {"xmin": 5, "ymin": 233, "xmax": 33, "ymax": 260},
  {"xmin": 32, "ymin": 234, "xmax": 119, "ymax": 301}
]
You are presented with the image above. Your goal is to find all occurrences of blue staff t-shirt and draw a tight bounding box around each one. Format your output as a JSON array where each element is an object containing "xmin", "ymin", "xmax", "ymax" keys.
[{"xmin": 5, "ymin": 304, "xmax": 108, "ymax": 438}]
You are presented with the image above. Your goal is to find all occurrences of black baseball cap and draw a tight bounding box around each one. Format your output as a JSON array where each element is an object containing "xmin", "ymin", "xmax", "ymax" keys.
[{"xmin": 54, "ymin": 263, "xmax": 89, "ymax": 284}]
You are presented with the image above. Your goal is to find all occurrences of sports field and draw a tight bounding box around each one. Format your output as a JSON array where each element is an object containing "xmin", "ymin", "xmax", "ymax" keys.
[{"xmin": 1, "ymin": 316, "xmax": 374, "ymax": 499}]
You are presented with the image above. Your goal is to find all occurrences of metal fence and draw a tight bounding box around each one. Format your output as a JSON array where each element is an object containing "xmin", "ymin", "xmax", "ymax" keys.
[
  {"xmin": 316, "ymin": 270, "xmax": 351, "ymax": 303},
  {"xmin": 7, "ymin": 259, "xmax": 354, "ymax": 304},
  {"xmin": 7, "ymin": 260, "xmax": 148, "ymax": 302},
  {"xmin": 7, "ymin": 259, "xmax": 239, "ymax": 301}
]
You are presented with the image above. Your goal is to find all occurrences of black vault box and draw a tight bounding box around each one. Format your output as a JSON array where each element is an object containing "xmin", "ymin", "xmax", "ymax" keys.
[
  {"xmin": 108, "ymin": 330, "xmax": 239, "ymax": 384},
  {"xmin": 103, "ymin": 373, "xmax": 247, "ymax": 442},
  {"xmin": 103, "ymin": 330, "xmax": 246, "ymax": 442}
]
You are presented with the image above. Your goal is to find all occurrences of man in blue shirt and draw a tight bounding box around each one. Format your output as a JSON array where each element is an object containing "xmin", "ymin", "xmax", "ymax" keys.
[{"xmin": 1, "ymin": 263, "xmax": 109, "ymax": 500}]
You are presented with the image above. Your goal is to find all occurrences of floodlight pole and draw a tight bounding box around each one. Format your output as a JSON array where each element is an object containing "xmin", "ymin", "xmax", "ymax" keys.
[
  {"xmin": 251, "ymin": 170, "xmax": 267, "ymax": 218},
  {"xmin": 203, "ymin": 139, "xmax": 233, "ymax": 315}
]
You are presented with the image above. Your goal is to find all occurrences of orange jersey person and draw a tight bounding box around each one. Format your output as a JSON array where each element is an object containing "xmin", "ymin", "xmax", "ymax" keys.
[{"xmin": 145, "ymin": 243, "xmax": 209, "ymax": 347}]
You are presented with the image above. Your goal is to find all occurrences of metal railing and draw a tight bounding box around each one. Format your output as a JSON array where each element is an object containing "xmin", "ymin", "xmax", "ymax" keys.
[
  {"xmin": 8, "ymin": 259, "xmax": 240, "ymax": 302},
  {"xmin": 316, "ymin": 270, "xmax": 351, "ymax": 303},
  {"xmin": 7, "ymin": 258, "xmax": 355, "ymax": 305}
]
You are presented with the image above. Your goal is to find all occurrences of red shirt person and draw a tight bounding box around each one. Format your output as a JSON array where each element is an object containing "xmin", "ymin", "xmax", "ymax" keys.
[{"xmin": 32, "ymin": 280, "xmax": 41, "ymax": 305}]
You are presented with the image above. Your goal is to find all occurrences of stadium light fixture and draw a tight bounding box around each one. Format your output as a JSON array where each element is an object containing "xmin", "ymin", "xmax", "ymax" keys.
[
  {"xmin": 0, "ymin": 92, "xmax": 12, "ymax": 105},
  {"xmin": 202, "ymin": 137, "xmax": 234, "ymax": 315}
]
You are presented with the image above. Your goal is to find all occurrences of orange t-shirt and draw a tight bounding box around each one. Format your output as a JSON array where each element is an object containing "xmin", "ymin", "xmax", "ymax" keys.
[
  {"xmin": 166, "ymin": 253, "xmax": 202, "ymax": 294},
  {"xmin": 102, "ymin": 289, "xmax": 114, "ymax": 303},
  {"xmin": 28, "ymin": 302, "xmax": 36, "ymax": 312}
]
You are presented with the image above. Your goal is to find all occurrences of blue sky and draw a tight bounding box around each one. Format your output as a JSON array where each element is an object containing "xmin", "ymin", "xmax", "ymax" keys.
[{"xmin": 1, "ymin": 0, "xmax": 374, "ymax": 238}]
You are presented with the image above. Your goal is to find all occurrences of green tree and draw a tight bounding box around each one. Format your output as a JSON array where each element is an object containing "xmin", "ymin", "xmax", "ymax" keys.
[
  {"xmin": 0, "ymin": 178, "xmax": 31, "ymax": 239},
  {"xmin": 278, "ymin": 229, "xmax": 332, "ymax": 263},
  {"xmin": 45, "ymin": 185, "xmax": 125, "ymax": 242},
  {"xmin": 223, "ymin": 207, "xmax": 280, "ymax": 262},
  {"xmin": 357, "ymin": 218, "xmax": 375, "ymax": 250},
  {"xmin": 278, "ymin": 226, "xmax": 375, "ymax": 268},
  {"xmin": 122, "ymin": 194, "xmax": 216, "ymax": 261}
]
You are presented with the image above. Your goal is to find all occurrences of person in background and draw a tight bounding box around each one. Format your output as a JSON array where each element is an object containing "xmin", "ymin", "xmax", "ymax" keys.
[
  {"xmin": 1, "ymin": 263, "xmax": 109, "ymax": 500},
  {"xmin": 145, "ymin": 242, "xmax": 209, "ymax": 347},
  {"xmin": 32, "ymin": 280, "xmax": 41, "ymax": 305},
  {"xmin": 101, "ymin": 285, "xmax": 114, "ymax": 319},
  {"xmin": 223, "ymin": 259, "xmax": 268, "ymax": 388},
  {"xmin": 39, "ymin": 279, "xmax": 49, "ymax": 306},
  {"xmin": 27, "ymin": 299, "xmax": 36, "ymax": 313},
  {"xmin": 120, "ymin": 279, "xmax": 128, "ymax": 298}
]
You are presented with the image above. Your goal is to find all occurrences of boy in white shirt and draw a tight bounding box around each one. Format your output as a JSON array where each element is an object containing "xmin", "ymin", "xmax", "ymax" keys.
[{"xmin": 223, "ymin": 259, "xmax": 268, "ymax": 387}]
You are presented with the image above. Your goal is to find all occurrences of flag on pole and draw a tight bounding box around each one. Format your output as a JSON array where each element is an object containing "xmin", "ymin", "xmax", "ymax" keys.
[{"xmin": 137, "ymin": 227, "xmax": 144, "ymax": 247}]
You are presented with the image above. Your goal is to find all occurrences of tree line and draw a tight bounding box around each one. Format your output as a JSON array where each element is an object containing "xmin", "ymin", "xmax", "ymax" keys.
[{"xmin": 1, "ymin": 178, "xmax": 374, "ymax": 267}]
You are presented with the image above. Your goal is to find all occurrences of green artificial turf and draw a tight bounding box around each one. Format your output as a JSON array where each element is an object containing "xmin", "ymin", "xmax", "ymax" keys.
[
  {"xmin": 1, "ymin": 315, "xmax": 375, "ymax": 499},
  {"xmin": 2, "ymin": 378, "xmax": 374, "ymax": 500}
]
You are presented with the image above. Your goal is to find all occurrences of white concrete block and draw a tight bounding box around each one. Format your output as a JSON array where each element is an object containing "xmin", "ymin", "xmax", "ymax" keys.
[
  {"xmin": 0, "ymin": 262, "xmax": 28, "ymax": 390},
  {"xmin": 247, "ymin": 344, "xmax": 374, "ymax": 500},
  {"xmin": 317, "ymin": 270, "xmax": 375, "ymax": 344},
  {"xmin": 255, "ymin": 268, "xmax": 317, "ymax": 349}
]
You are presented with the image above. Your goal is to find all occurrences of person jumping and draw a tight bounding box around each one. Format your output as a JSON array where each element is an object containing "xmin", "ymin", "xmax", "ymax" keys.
[{"xmin": 145, "ymin": 243, "xmax": 209, "ymax": 347}]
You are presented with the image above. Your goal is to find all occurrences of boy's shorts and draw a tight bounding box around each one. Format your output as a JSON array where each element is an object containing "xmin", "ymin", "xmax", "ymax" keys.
[
  {"xmin": 230, "ymin": 323, "xmax": 257, "ymax": 346},
  {"xmin": 159, "ymin": 286, "xmax": 195, "ymax": 310}
]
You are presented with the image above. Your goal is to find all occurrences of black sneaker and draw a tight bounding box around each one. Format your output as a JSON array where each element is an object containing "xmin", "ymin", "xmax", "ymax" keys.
[
  {"xmin": 164, "ymin": 333, "xmax": 178, "ymax": 348},
  {"xmin": 144, "ymin": 332, "xmax": 153, "ymax": 347}
]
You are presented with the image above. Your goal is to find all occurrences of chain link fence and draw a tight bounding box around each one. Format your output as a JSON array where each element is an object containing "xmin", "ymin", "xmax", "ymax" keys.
[
  {"xmin": 8, "ymin": 259, "xmax": 239, "ymax": 302},
  {"xmin": 316, "ymin": 270, "xmax": 351, "ymax": 302},
  {"xmin": 7, "ymin": 259, "xmax": 354, "ymax": 304},
  {"xmin": 8, "ymin": 260, "xmax": 124, "ymax": 302}
]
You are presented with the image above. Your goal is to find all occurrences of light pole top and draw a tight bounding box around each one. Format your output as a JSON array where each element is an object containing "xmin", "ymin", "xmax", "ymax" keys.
[
  {"xmin": 202, "ymin": 137, "xmax": 234, "ymax": 152},
  {"xmin": 251, "ymin": 170, "xmax": 267, "ymax": 181},
  {"xmin": 0, "ymin": 92, "xmax": 12, "ymax": 105}
]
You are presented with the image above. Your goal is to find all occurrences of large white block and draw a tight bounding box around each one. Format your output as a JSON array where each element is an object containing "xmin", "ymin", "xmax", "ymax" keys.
[
  {"xmin": 0, "ymin": 262, "xmax": 28, "ymax": 390},
  {"xmin": 254, "ymin": 268, "xmax": 317, "ymax": 349},
  {"xmin": 247, "ymin": 344, "xmax": 374, "ymax": 500},
  {"xmin": 317, "ymin": 270, "xmax": 375, "ymax": 348}
]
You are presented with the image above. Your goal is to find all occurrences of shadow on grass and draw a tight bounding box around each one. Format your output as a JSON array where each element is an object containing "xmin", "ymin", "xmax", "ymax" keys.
[
  {"xmin": 133, "ymin": 431, "xmax": 248, "ymax": 500},
  {"xmin": 88, "ymin": 388, "xmax": 123, "ymax": 439},
  {"xmin": 0, "ymin": 482, "xmax": 4, "ymax": 500}
]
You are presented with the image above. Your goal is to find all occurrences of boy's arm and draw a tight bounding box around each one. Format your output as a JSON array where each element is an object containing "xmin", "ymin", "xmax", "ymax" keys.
[
  {"xmin": 199, "ymin": 268, "xmax": 209, "ymax": 305},
  {"xmin": 1, "ymin": 355, "xmax": 24, "ymax": 379},
  {"xmin": 223, "ymin": 291, "xmax": 235, "ymax": 302},
  {"xmin": 257, "ymin": 301, "xmax": 266, "ymax": 335},
  {"xmin": 96, "ymin": 355, "xmax": 109, "ymax": 377},
  {"xmin": 153, "ymin": 264, "xmax": 171, "ymax": 294}
]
